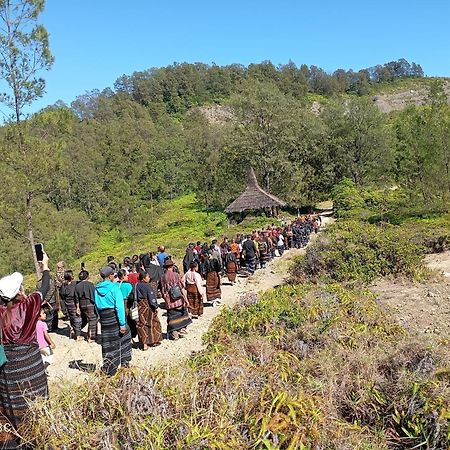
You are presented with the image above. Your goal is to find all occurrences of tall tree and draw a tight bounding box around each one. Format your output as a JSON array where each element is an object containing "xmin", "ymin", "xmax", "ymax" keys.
[{"xmin": 0, "ymin": 0, "xmax": 53, "ymax": 276}]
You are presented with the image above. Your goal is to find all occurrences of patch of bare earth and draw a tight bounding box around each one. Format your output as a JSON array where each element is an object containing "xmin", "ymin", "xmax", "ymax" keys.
[{"xmin": 371, "ymin": 251, "xmax": 450, "ymax": 340}]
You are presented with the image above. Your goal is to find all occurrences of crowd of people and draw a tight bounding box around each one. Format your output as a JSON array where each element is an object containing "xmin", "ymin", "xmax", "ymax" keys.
[{"xmin": 0, "ymin": 214, "xmax": 321, "ymax": 449}]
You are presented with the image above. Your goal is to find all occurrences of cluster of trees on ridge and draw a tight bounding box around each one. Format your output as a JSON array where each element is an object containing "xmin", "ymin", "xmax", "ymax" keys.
[
  {"xmin": 74, "ymin": 58, "xmax": 424, "ymax": 117},
  {"xmin": 0, "ymin": 57, "xmax": 447, "ymax": 275}
]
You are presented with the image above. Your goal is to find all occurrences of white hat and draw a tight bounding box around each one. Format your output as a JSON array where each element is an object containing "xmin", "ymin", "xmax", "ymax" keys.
[{"xmin": 0, "ymin": 272, "xmax": 23, "ymax": 301}]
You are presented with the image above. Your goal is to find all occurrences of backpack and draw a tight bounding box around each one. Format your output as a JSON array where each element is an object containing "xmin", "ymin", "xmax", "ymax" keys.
[{"xmin": 169, "ymin": 284, "xmax": 183, "ymax": 300}]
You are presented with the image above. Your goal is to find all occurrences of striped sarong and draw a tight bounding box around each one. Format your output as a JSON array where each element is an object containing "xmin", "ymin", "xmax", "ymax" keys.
[
  {"xmin": 167, "ymin": 307, "xmax": 192, "ymax": 334},
  {"xmin": 186, "ymin": 284, "xmax": 203, "ymax": 316},
  {"xmin": 137, "ymin": 301, "xmax": 162, "ymax": 347},
  {"xmin": 98, "ymin": 308, "xmax": 132, "ymax": 376},
  {"xmin": 206, "ymin": 271, "xmax": 221, "ymax": 301},
  {"xmin": 79, "ymin": 297, "xmax": 98, "ymax": 340},
  {"xmin": 0, "ymin": 344, "xmax": 48, "ymax": 449},
  {"xmin": 226, "ymin": 260, "xmax": 238, "ymax": 282}
]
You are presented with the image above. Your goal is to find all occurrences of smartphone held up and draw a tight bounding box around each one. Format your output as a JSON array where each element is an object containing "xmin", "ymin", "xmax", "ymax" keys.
[{"xmin": 34, "ymin": 243, "xmax": 44, "ymax": 262}]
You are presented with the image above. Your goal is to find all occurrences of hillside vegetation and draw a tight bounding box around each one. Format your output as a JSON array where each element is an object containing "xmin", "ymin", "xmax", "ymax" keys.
[
  {"xmin": 0, "ymin": 58, "xmax": 449, "ymax": 278},
  {"xmin": 23, "ymin": 190, "xmax": 450, "ymax": 449}
]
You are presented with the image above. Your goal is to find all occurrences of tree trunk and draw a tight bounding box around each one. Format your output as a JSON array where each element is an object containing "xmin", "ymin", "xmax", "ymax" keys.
[{"xmin": 26, "ymin": 192, "xmax": 40, "ymax": 277}]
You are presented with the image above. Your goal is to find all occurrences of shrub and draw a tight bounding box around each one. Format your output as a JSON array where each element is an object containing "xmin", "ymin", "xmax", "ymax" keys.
[
  {"xmin": 293, "ymin": 220, "xmax": 428, "ymax": 283},
  {"xmin": 24, "ymin": 284, "xmax": 450, "ymax": 449}
]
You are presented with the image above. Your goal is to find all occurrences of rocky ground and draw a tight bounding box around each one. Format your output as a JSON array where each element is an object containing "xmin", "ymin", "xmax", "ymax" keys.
[{"xmin": 371, "ymin": 251, "xmax": 450, "ymax": 341}]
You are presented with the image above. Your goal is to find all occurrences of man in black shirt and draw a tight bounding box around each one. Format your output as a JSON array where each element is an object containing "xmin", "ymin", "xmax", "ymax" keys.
[{"xmin": 242, "ymin": 235, "xmax": 258, "ymax": 275}]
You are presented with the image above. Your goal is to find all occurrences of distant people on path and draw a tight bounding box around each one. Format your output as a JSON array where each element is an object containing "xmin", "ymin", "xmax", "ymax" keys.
[
  {"xmin": 94, "ymin": 266, "xmax": 131, "ymax": 376},
  {"xmin": 0, "ymin": 252, "xmax": 51, "ymax": 449}
]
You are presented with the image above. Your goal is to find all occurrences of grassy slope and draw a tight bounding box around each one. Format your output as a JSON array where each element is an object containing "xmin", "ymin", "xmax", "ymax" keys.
[
  {"xmin": 67, "ymin": 194, "xmax": 279, "ymax": 278},
  {"xmin": 23, "ymin": 216, "xmax": 450, "ymax": 449}
]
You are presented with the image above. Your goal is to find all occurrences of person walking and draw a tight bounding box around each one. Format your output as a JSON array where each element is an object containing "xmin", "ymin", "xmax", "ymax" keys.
[
  {"xmin": 161, "ymin": 259, "xmax": 192, "ymax": 340},
  {"xmin": 59, "ymin": 270, "xmax": 82, "ymax": 341},
  {"xmin": 181, "ymin": 261, "xmax": 205, "ymax": 318},
  {"xmin": 0, "ymin": 252, "xmax": 51, "ymax": 449},
  {"xmin": 94, "ymin": 266, "xmax": 132, "ymax": 376},
  {"xmin": 204, "ymin": 252, "xmax": 222, "ymax": 307},
  {"xmin": 135, "ymin": 271, "xmax": 162, "ymax": 349},
  {"xmin": 74, "ymin": 269, "xmax": 98, "ymax": 343}
]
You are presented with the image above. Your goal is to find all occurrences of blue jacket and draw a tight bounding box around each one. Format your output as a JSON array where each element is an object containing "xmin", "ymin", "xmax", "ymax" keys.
[{"xmin": 94, "ymin": 280, "xmax": 126, "ymax": 328}]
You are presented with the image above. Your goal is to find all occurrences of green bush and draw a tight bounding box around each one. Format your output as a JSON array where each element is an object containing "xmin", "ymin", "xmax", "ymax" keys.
[
  {"xmin": 24, "ymin": 284, "xmax": 450, "ymax": 449},
  {"xmin": 331, "ymin": 178, "xmax": 365, "ymax": 217}
]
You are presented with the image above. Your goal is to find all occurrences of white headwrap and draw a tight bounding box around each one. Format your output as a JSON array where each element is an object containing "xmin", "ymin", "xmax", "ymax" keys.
[{"xmin": 0, "ymin": 272, "xmax": 23, "ymax": 301}]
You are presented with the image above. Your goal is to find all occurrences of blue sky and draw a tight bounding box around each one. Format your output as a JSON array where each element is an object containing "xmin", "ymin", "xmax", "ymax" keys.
[{"xmin": 27, "ymin": 0, "xmax": 450, "ymax": 112}]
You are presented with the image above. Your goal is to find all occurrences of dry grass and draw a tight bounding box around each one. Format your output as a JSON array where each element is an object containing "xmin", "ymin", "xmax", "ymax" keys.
[{"xmin": 21, "ymin": 282, "xmax": 450, "ymax": 449}]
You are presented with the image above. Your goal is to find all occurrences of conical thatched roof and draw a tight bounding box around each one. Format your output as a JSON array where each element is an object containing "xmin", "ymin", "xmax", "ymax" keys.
[{"xmin": 225, "ymin": 168, "xmax": 286, "ymax": 214}]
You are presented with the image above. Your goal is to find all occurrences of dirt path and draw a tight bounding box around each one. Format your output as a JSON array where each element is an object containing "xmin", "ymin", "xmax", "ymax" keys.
[
  {"xmin": 372, "ymin": 251, "xmax": 450, "ymax": 340},
  {"xmin": 48, "ymin": 220, "xmax": 331, "ymax": 385}
]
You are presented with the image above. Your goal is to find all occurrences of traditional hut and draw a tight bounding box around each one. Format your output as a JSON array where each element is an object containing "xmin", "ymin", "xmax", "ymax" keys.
[{"xmin": 225, "ymin": 168, "xmax": 286, "ymax": 219}]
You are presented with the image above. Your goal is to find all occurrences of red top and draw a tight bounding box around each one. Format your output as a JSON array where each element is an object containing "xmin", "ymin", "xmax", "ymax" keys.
[
  {"xmin": 0, "ymin": 292, "xmax": 42, "ymax": 345},
  {"xmin": 128, "ymin": 272, "xmax": 139, "ymax": 285}
]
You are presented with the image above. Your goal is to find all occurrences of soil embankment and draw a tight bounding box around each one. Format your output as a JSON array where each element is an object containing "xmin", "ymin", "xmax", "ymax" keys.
[{"xmin": 372, "ymin": 251, "xmax": 450, "ymax": 340}]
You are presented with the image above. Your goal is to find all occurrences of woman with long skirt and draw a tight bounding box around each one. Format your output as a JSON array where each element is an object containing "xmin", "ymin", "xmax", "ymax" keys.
[
  {"xmin": 161, "ymin": 259, "xmax": 192, "ymax": 340},
  {"xmin": 225, "ymin": 251, "xmax": 238, "ymax": 283},
  {"xmin": 181, "ymin": 261, "xmax": 205, "ymax": 318},
  {"xmin": 205, "ymin": 256, "xmax": 222, "ymax": 307},
  {"xmin": 135, "ymin": 271, "xmax": 162, "ymax": 350},
  {"xmin": 0, "ymin": 253, "xmax": 51, "ymax": 449},
  {"xmin": 94, "ymin": 266, "xmax": 132, "ymax": 376}
]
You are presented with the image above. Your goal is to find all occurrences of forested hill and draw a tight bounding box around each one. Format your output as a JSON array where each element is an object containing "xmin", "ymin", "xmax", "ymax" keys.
[{"xmin": 0, "ymin": 58, "xmax": 449, "ymax": 275}]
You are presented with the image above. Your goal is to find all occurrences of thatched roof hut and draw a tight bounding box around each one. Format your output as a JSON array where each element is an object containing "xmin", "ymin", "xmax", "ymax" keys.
[{"xmin": 225, "ymin": 168, "xmax": 286, "ymax": 214}]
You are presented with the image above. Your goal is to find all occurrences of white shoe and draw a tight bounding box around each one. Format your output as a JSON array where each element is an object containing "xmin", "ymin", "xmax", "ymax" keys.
[{"xmin": 212, "ymin": 299, "xmax": 222, "ymax": 307}]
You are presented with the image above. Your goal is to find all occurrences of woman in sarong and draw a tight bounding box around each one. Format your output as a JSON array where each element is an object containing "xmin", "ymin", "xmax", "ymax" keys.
[
  {"xmin": 225, "ymin": 251, "xmax": 238, "ymax": 283},
  {"xmin": 0, "ymin": 253, "xmax": 51, "ymax": 449},
  {"xmin": 94, "ymin": 266, "xmax": 132, "ymax": 376},
  {"xmin": 181, "ymin": 261, "xmax": 205, "ymax": 318},
  {"xmin": 204, "ymin": 255, "xmax": 222, "ymax": 307},
  {"xmin": 135, "ymin": 272, "xmax": 162, "ymax": 349},
  {"xmin": 161, "ymin": 259, "xmax": 192, "ymax": 340}
]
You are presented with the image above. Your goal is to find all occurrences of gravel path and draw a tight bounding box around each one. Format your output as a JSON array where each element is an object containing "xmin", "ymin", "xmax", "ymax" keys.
[{"xmin": 47, "ymin": 219, "xmax": 331, "ymax": 385}]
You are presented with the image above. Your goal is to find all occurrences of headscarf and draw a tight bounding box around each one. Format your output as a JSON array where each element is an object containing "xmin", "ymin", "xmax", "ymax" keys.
[{"xmin": 0, "ymin": 272, "xmax": 23, "ymax": 302}]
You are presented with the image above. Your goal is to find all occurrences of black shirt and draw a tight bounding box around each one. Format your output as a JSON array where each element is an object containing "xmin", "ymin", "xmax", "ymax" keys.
[{"xmin": 242, "ymin": 239, "xmax": 257, "ymax": 259}]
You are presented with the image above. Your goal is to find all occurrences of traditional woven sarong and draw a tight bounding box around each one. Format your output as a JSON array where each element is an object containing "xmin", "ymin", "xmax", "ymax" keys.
[
  {"xmin": 79, "ymin": 297, "xmax": 98, "ymax": 339},
  {"xmin": 245, "ymin": 256, "xmax": 257, "ymax": 274},
  {"xmin": 226, "ymin": 260, "xmax": 238, "ymax": 282},
  {"xmin": 0, "ymin": 344, "xmax": 48, "ymax": 449},
  {"xmin": 137, "ymin": 300, "xmax": 162, "ymax": 346},
  {"xmin": 206, "ymin": 271, "xmax": 221, "ymax": 301},
  {"xmin": 98, "ymin": 308, "xmax": 132, "ymax": 376},
  {"xmin": 186, "ymin": 284, "xmax": 203, "ymax": 316},
  {"xmin": 167, "ymin": 307, "xmax": 192, "ymax": 334},
  {"xmin": 66, "ymin": 300, "xmax": 82, "ymax": 338}
]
